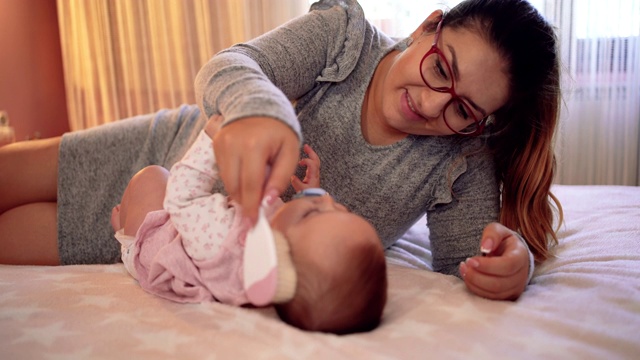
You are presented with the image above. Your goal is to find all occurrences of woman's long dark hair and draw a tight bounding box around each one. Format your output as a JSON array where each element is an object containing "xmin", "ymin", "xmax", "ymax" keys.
[{"xmin": 444, "ymin": 0, "xmax": 563, "ymax": 261}]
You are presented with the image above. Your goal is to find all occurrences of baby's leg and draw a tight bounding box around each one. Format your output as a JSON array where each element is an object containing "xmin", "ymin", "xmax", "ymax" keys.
[{"xmin": 116, "ymin": 165, "xmax": 169, "ymax": 236}]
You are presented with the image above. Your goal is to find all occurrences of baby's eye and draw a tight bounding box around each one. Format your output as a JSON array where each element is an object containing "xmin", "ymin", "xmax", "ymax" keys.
[{"xmin": 302, "ymin": 208, "xmax": 319, "ymax": 219}]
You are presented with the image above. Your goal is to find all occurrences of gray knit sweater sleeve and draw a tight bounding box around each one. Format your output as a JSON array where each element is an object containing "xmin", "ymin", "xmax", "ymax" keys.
[{"xmin": 194, "ymin": 0, "xmax": 366, "ymax": 141}]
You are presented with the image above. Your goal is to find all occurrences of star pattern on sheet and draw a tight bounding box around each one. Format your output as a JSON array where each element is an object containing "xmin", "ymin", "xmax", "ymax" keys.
[
  {"xmin": 276, "ymin": 330, "xmax": 323, "ymax": 359},
  {"xmin": 215, "ymin": 309, "xmax": 260, "ymax": 334},
  {"xmin": 384, "ymin": 319, "xmax": 441, "ymax": 340},
  {"xmin": 0, "ymin": 305, "xmax": 46, "ymax": 322},
  {"xmin": 173, "ymin": 303, "xmax": 249, "ymax": 332},
  {"xmin": 77, "ymin": 294, "xmax": 118, "ymax": 308},
  {"xmin": 30, "ymin": 271, "xmax": 85, "ymax": 282},
  {"xmin": 510, "ymin": 328, "xmax": 578, "ymax": 358},
  {"xmin": 434, "ymin": 297, "xmax": 496, "ymax": 324},
  {"xmin": 12, "ymin": 322, "xmax": 78, "ymax": 347},
  {"xmin": 133, "ymin": 329, "xmax": 194, "ymax": 354},
  {"xmin": 3, "ymin": 191, "xmax": 640, "ymax": 360},
  {"xmin": 49, "ymin": 277, "xmax": 107, "ymax": 292},
  {"xmin": 98, "ymin": 311, "xmax": 141, "ymax": 326},
  {"xmin": 44, "ymin": 347, "xmax": 95, "ymax": 360}
]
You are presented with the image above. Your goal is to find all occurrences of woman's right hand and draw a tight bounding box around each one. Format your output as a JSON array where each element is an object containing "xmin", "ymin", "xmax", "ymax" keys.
[{"xmin": 211, "ymin": 116, "xmax": 300, "ymax": 223}]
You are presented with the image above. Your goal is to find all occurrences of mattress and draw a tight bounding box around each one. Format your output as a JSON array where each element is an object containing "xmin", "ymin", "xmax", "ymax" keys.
[{"xmin": 1, "ymin": 185, "xmax": 639, "ymax": 359}]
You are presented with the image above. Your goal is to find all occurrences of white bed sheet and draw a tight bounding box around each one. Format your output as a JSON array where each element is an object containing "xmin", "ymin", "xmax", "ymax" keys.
[{"xmin": 1, "ymin": 185, "xmax": 639, "ymax": 359}]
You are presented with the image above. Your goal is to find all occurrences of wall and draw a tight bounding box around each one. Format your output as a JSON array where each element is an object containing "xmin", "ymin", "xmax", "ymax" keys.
[{"xmin": 0, "ymin": 0, "xmax": 69, "ymax": 141}]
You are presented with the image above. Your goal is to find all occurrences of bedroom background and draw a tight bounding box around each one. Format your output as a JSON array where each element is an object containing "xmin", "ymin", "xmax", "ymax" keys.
[{"xmin": 0, "ymin": 0, "xmax": 638, "ymax": 186}]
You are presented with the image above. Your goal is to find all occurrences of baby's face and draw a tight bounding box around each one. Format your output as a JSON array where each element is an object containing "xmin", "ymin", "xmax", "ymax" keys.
[
  {"xmin": 270, "ymin": 195, "xmax": 379, "ymax": 265},
  {"xmin": 270, "ymin": 194, "xmax": 347, "ymax": 230}
]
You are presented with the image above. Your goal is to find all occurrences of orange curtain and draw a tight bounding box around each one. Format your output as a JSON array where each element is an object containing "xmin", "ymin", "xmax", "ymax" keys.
[{"xmin": 57, "ymin": 0, "xmax": 308, "ymax": 130}]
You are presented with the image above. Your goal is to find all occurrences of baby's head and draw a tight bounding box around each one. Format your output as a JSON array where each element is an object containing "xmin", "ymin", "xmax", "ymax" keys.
[{"xmin": 269, "ymin": 193, "xmax": 387, "ymax": 334}]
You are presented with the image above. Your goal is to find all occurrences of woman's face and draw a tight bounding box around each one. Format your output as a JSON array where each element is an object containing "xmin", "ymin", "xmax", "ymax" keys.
[{"xmin": 366, "ymin": 15, "xmax": 510, "ymax": 143}]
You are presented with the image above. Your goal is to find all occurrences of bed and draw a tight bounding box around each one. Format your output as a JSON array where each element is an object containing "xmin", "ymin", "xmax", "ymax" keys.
[{"xmin": 1, "ymin": 184, "xmax": 639, "ymax": 359}]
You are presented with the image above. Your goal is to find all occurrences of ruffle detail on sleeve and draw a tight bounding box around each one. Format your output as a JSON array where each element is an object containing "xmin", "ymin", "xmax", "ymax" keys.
[
  {"xmin": 425, "ymin": 137, "xmax": 490, "ymax": 210},
  {"xmin": 428, "ymin": 157, "xmax": 468, "ymax": 210}
]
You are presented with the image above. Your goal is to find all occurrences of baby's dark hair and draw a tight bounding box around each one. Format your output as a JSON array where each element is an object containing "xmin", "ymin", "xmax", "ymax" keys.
[{"xmin": 275, "ymin": 231, "xmax": 387, "ymax": 334}]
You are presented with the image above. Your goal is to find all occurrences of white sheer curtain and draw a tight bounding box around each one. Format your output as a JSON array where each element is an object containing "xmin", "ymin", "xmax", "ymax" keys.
[
  {"xmin": 366, "ymin": 0, "xmax": 640, "ymax": 186},
  {"xmin": 57, "ymin": 0, "xmax": 308, "ymax": 131},
  {"xmin": 356, "ymin": 0, "xmax": 462, "ymax": 36},
  {"xmin": 535, "ymin": 0, "xmax": 640, "ymax": 185}
]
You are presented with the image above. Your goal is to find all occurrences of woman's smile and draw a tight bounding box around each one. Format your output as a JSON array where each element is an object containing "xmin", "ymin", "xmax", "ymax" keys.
[{"xmin": 400, "ymin": 90, "xmax": 427, "ymax": 123}]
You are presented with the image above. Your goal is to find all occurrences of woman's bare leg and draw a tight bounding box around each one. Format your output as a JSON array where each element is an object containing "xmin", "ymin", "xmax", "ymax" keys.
[
  {"xmin": 0, "ymin": 138, "xmax": 60, "ymax": 265},
  {"xmin": 0, "ymin": 203, "xmax": 58, "ymax": 265}
]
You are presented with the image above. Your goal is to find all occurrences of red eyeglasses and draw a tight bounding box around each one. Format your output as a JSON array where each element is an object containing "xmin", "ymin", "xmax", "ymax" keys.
[{"xmin": 419, "ymin": 19, "xmax": 487, "ymax": 136}]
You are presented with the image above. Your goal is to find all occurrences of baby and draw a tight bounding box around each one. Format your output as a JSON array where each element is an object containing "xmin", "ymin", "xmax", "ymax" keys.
[{"xmin": 111, "ymin": 117, "xmax": 387, "ymax": 334}]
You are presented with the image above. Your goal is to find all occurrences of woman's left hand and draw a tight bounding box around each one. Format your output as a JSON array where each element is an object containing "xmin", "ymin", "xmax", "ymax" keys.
[{"xmin": 459, "ymin": 222, "xmax": 530, "ymax": 300}]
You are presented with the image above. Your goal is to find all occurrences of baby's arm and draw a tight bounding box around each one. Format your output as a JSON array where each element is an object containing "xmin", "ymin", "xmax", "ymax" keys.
[
  {"xmin": 164, "ymin": 130, "xmax": 233, "ymax": 261},
  {"xmin": 291, "ymin": 144, "xmax": 321, "ymax": 192}
]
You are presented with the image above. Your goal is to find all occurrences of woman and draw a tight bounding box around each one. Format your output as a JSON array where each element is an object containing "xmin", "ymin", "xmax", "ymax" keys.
[{"xmin": 0, "ymin": 0, "xmax": 562, "ymax": 300}]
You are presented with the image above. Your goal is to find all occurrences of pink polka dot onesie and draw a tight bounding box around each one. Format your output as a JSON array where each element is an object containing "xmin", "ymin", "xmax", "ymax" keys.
[{"xmin": 115, "ymin": 130, "xmax": 282, "ymax": 305}]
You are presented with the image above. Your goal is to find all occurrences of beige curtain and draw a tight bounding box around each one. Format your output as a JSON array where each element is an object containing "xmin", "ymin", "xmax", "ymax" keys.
[
  {"xmin": 57, "ymin": 0, "xmax": 308, "ymax": 131},
  {"xmin": 538, "ymin": 0, "xmax": 640, "ymax": 185}
]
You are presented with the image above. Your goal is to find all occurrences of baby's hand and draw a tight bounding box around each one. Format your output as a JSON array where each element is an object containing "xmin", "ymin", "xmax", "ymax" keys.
[
  {"xmin": 291, "ymin": 144, "xmax": 321, "ymax": 192},
  {"xmin": 459, "ymin": 223, "xmax": 530, "ymax": 300}
]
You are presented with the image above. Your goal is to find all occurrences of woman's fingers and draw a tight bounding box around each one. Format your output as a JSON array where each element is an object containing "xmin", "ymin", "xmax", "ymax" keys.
[
  {"xmin": 261, "ymin": 126, "xmax": 299, "ymax": 207},
  {"xmin": 459, "ymin": 222, "xmax": 530, "ymax": 300},
  {"xmin": 212, "ymin": 120, "xmax": 242, "ymax": 201},
  {"xmin": 212, "ymin": 116, "xmax": 299, "ymax": 223},
  {"xmin": 460, "ymin": 262, "xmax": 524, "ymax": 300},
  {"xmin": 239, "ymin": 146, "xmax": 270, "ymax": 221}
]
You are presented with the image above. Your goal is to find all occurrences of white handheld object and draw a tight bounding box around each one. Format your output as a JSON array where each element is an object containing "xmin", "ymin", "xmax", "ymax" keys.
[{"xmin": 243, "ymin": 204, "xmax": 279, "ymax": 306}]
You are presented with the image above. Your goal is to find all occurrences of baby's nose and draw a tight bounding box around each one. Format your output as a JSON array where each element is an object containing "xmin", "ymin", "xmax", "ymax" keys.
[{"xmin": 318, "ymin": 194, "xmax": 338, "ymax": 209}]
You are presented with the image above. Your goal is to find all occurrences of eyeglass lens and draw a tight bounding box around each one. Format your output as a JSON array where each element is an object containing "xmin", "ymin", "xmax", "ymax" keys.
[{"xmin": 421, "ymin": 52, "xmax": 480, "ymax": 134}]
